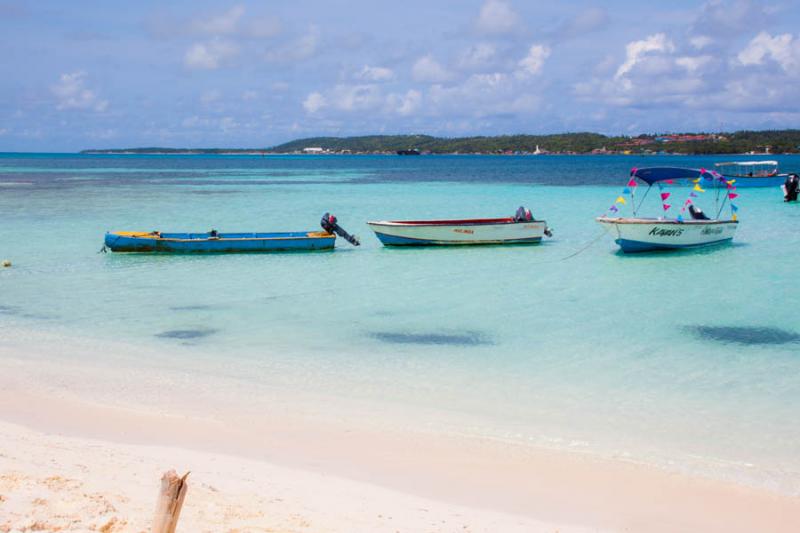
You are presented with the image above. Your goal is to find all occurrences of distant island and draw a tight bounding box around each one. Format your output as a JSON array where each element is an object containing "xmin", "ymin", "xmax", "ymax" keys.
[{"xmin": 82, "ymin": 130, "xmax": 800, "ymax": 156}]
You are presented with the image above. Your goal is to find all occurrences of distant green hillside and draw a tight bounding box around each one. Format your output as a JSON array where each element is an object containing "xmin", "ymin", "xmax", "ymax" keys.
[
  {"xmin": 268, "ymin": 133, "xmax": 616, "ymax": 154},
  {"xmin": 82, "ymin": 129, "xmax": 800, "ymax": 155}
]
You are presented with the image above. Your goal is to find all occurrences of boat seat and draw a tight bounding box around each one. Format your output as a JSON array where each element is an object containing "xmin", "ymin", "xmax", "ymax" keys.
[{"xmin": 688, "ymin": 205, "xmax": 710, "ymax": 220}]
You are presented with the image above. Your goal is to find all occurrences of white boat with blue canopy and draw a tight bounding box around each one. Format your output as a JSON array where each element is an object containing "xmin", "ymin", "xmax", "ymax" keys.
[
  {"xmin": 596, "ymin": 167, "xmax": 740, "ymax": 253},
  {"xmin": 713, "ymin": 160, "xmax": 785, "ymax": 188},
  {"xmin": 103, "ymin": 213, "xmax": 360, "ymax": 253}
]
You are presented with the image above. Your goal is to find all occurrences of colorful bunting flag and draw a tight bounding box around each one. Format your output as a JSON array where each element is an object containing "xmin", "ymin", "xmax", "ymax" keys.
[
  {"xmin": 727, "ymin": 179, "xmax": 736, "ymax": 185},
  {"xmin": 627, "ymin": 178, "xmax": 637, "ymax": 187},
  {"xmin": 662, "ymin": 204, "xmax": 671, "ymax": 211},
  {"xmin": 728, "ymin": 192, "xmax": 739, "ymax": 199},
  {"xmin": 684, "ymin": 199, "xmax": 693, "ymax": 205},
  {"xmin": 732, "ymin": 213, "xmax": 738, "ymax": 221},
  {"xmin": 609, "ymin": 205, "xmax": 619, "ymax": 212},
  {"xmin": 660, "ymin": 192, "xmax": 671, "ymax": 201},
  {"xmin": 623, "ymin": 187, "xmax": 631, "ymax": 194},
  {"xmin": 630, "ymin": 167, "xmax": 638, "ymax": 175},
  {"xmin": 731, "ymin": 204, "xmax": 739, "ymax": 212},
  {"xmin": 693, "ymin": 184, "xmax": 705, "ymax": 193},
  {"xmin": 615, "ymin": 196, "xmax": 626, "ymax": 204},
  {"xmin": 665, "ymin": 179, "xmax": 674, "ymax": 184},
  {"xmin": 690, "ymin": 192, "xmax": 698, "ymax": 198},
  {"xmin": 692, "ymin": 178, "xmax": 700, "ymax": 184}
]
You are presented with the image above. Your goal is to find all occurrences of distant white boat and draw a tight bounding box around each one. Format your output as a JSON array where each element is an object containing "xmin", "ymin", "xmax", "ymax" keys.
[
  {"xmin": 714, "ymin": 161, "xmax": 785, "ymax": 188},
  {"xmin": 368, "ymin": 207, "xmax": 551, "ymax": 246},
  {"xmin": 597, "ymin": 167, "xmax": 739, "ymax": 253}
]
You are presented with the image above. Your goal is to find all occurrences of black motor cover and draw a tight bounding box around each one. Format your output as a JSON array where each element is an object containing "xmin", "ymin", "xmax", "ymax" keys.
[
  {"xmin": 785, "ymin": 174, "xmax": 799, "ymax": 202},
  {"xmin": 321, "ymin": 213, "xmax": 360, "ymax": 245}
]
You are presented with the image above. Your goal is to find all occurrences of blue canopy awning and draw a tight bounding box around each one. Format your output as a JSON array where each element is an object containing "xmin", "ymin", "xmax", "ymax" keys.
[{"xmin": 631, "ymin": 167, "xmax": 714, "ymax": 185}]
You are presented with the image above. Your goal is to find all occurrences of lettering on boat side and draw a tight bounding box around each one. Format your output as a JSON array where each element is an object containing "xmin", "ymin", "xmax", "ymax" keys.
[
  {"xmin": 701, "ymin": 227, "xmax": 723, "ymax": 235},
  {"xmin": 453, "ymin": 228, "xmax": 474, "ymax": 234},
  {"xmin": 648, "ymin": 227, "xmax": 684, "ymax": 237}
]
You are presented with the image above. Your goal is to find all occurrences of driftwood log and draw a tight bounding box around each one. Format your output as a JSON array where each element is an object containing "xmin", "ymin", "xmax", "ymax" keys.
[{"xmin": 151, "ymin": 470, "xmax": 189, "ymax": 533}]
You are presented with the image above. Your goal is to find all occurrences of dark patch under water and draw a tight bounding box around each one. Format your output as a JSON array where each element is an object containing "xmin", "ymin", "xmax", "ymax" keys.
[
  {"xmin": 169, "ymin": 304, "xmax": 217, "ymax": 311},
  {"xmin": 0, "ymin": 305, "xmax": 20, "ymax": 315},
  {"xmin": 155, "ymin": 328, "xmax": 217, "ymax": 340},
  {"xmin": 686, "ymin": 325, "xmax": 800, "ymax": 345},
  {"xmin": 369, "ymin": 331, "xmax": 492, "ymax": 346}
]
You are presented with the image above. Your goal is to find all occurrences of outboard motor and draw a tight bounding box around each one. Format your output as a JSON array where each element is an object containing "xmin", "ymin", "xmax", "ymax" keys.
[
  {"xmin": 784, "ymin": 173, "xmax": 799, "ymax": 202},
  {"xmin": 688, "ymin": 204, "xmax": 710, "ymax": 220},
  {"xmin": 321, "ymin": 213, "xmax": 360, "ymax": 246},
  {"xmin": 514, "ymin": 206, "xmax": 533, "ymax": 222}
]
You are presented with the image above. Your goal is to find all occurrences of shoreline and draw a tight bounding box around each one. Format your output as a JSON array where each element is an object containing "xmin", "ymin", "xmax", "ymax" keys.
[{"xmin": 1, "ymin": 338, "xmax": 799, "ymax": 531}]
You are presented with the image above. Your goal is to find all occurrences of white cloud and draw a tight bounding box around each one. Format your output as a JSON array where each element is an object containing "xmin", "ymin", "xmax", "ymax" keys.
[
  {"xmin": 412, "ymin": 55, "xmax": 451, "ymax": 83},
  {"xmin": 428, "ymin": 73, "xmax": 541, "ymax": 117},
  {"xmin": 184, "ymin": 40, "xmax": 239, "ymax": 69},
  {"xmin": 738, "ymin": 32, "xmax": 799, "ymax": 72},
  {"xmin": 51, "ymin": 71, "xmax": 108, "ymax": 112},
  {"xmin": 191, "ymin": 5, "xmax": 244, "ymax": 35},
  {"xmin": 266, "ymin": 25, "xmax": 319, "ymax": 62},
  {"xmin": 615, "ymin": 33, "xmax": 675, "ymax": 79},
  {"xmin": 387, "ymin": 90, "xmax": 422, "ymax": 115},
  {"xmin": 357, "ymin": 65, "xmax": 395, "ymax": 82},
  {"xmin": 303, "ymin": 92, "xmax": 327, "ymax": 113},
  {"xmin": 690, "ymin": 36, "xmax": 713, "ymax": 50},
  {"xmin": 516, "ymin": 44, "xmax": 550, "ymax": 77},
  {"xmin": 458, "ymin": 43, "xmax": 497, "ymax": 70},
  {"xmin": 676, "ymin": 55, "xmax": 712, "ymax": 72},
  {"xmin": 475, "ymin": 0, "xmax": 519, "ymax": 35}
]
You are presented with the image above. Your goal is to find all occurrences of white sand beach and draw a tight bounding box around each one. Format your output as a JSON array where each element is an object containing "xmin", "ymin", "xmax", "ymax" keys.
[{"xmin": 1, "ymin": 341, "xmax": 799, "ymax": 532}]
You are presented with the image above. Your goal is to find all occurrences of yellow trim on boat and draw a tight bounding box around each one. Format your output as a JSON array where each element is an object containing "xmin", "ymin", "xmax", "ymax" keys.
[{"xmin": 112, "ymin": 231, "xmax": 161, "ymax": 239}]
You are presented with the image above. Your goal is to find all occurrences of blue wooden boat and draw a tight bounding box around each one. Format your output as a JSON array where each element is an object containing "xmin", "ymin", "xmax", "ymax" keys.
[{"xmin": 104, "ymin": 213, "xmax": 359, "ymax": 253}]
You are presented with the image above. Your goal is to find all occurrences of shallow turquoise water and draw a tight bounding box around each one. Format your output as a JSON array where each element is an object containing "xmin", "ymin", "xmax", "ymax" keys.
[{"xmin": 1, "ymin": 153, "xmax": 799, "ymax": 492}]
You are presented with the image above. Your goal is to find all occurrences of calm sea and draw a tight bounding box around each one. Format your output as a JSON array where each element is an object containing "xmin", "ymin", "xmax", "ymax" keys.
[{"xmin": 1, "ymin": 153, "xmax": 799, "ymax": 493}]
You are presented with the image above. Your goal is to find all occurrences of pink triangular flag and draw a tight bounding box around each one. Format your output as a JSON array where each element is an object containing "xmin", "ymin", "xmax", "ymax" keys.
[
  {"xmin": 660, "ymin": 192, "xmax": 671, "ymax": 201},
  {"xmin": 728, "ymin": 193, "xmax": 739, "ymax": 199},
  {"xmin": 627, "ymin": 178, "xmax": 637, "ymax": 187},
  {"xmin": 663, "ymin": 204, "xmax": 671, "ymax": 211},
  {"xmin": 684, "ymin": 199, "xmax": 692, "ymax": 205},
  {"xmin": 665, "ymin": 179, "xmax": 674, "ymax": 184}
]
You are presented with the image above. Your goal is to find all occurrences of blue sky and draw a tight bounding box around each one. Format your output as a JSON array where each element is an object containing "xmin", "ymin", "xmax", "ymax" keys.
[{"xmin": 1, "ymin": 0, "xmax": 799, "ymax": 151}]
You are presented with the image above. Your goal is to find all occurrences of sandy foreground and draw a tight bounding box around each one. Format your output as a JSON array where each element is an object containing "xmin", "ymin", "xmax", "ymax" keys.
[
  {"xmin": 1, "ymin": 338, "xmax": 799, "ymax": 532},
  {"xmin": 1, "ymin": 420, "xmax": 580, "ymax": 533}
]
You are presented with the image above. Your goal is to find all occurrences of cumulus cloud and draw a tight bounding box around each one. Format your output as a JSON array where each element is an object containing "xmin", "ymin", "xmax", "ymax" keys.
[
  {"xmin": 184, "ymin": 39, "xmax": 239, "ymax": 69},
  {"xmin": 690, "ymin": 36, "xmax": 713, "ymax": 50},
  {"xmin": 475, "ymin": 0, "xmax": 519, "ymax": 35},
  {"xmin": 190, "ymin": 5, "xmax": 244, "ymax": 35},
  {"xmin": 412, "ymin": 55, "xmax": 451, "ymax": 83},
  {"xmin": 517, "ymin": 44, "xmax": 550, "ymax": 77},
  {"xmin": 357, "ymin": 65, "xmax": 395, "ymax": 82},
  {"xmin": 457, "ymin": 43, "xmax": 497, "ymax": 71},
  {"xmin": 303, "ymin": 92, "xmax": 327, "ymax": 113},
  {"xmin": 615, "ymin": 33, "xmax": 675, "ymax": 79},
  {"xmin": 387, "ymin": 90, "xmax": 422, "ymax": 115},
  {"xmin": 738, "ymin": 32, "xmax": 799, "ymax": 72},
  {"xmin": 51, "ymin": 71, "xmax": 108, "ymax": 112},
  {"xmin": 186, "ymin": 4, "xmax": 280, "ymax": 39},
  {"xmin": 555, "ymin": 7, "xmax": 608, "ymax": 40},
  {"xmin": 428, "ymin": 73, "xmax": 541, "ymax": 117},
  {"xmin": 265, "ymin": 25, "xmax": 319, "ymax": 62}
]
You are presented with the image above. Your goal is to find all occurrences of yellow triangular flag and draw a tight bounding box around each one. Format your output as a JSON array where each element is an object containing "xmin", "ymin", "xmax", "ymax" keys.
[
  {"xmin": 693, "ymin": 184, "xmax": 705, "ymax": 193},
  {"xmin": 727, "ymin": 179, "xmax": 736, "ymax": 185},
  {"xmin": 732, "ymin": 213, "xmax": 737, "ymax": 221},
  {"xmin": 692, "ymin": 178, "xmax": 700, "ymax": 183},
  {"xmin": 615, "ymin": 196, "xmax": 626, "ymax": 204}
]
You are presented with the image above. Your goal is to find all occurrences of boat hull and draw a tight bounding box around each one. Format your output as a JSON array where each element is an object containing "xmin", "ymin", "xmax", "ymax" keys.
[
  {"xmin": 596, "ymin": 217, "xmax": 738, "ymax": 253},
  {"xmin": 716, "ymin": 175, "xmax": 785, "ymax": 188},
  {"xmin": 104, "ymin": 231, "xmax": 336, "ymax": 253},
  {"xmin": 368, "ymin": 219, "xmax": 547, "ymax": 246}
]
